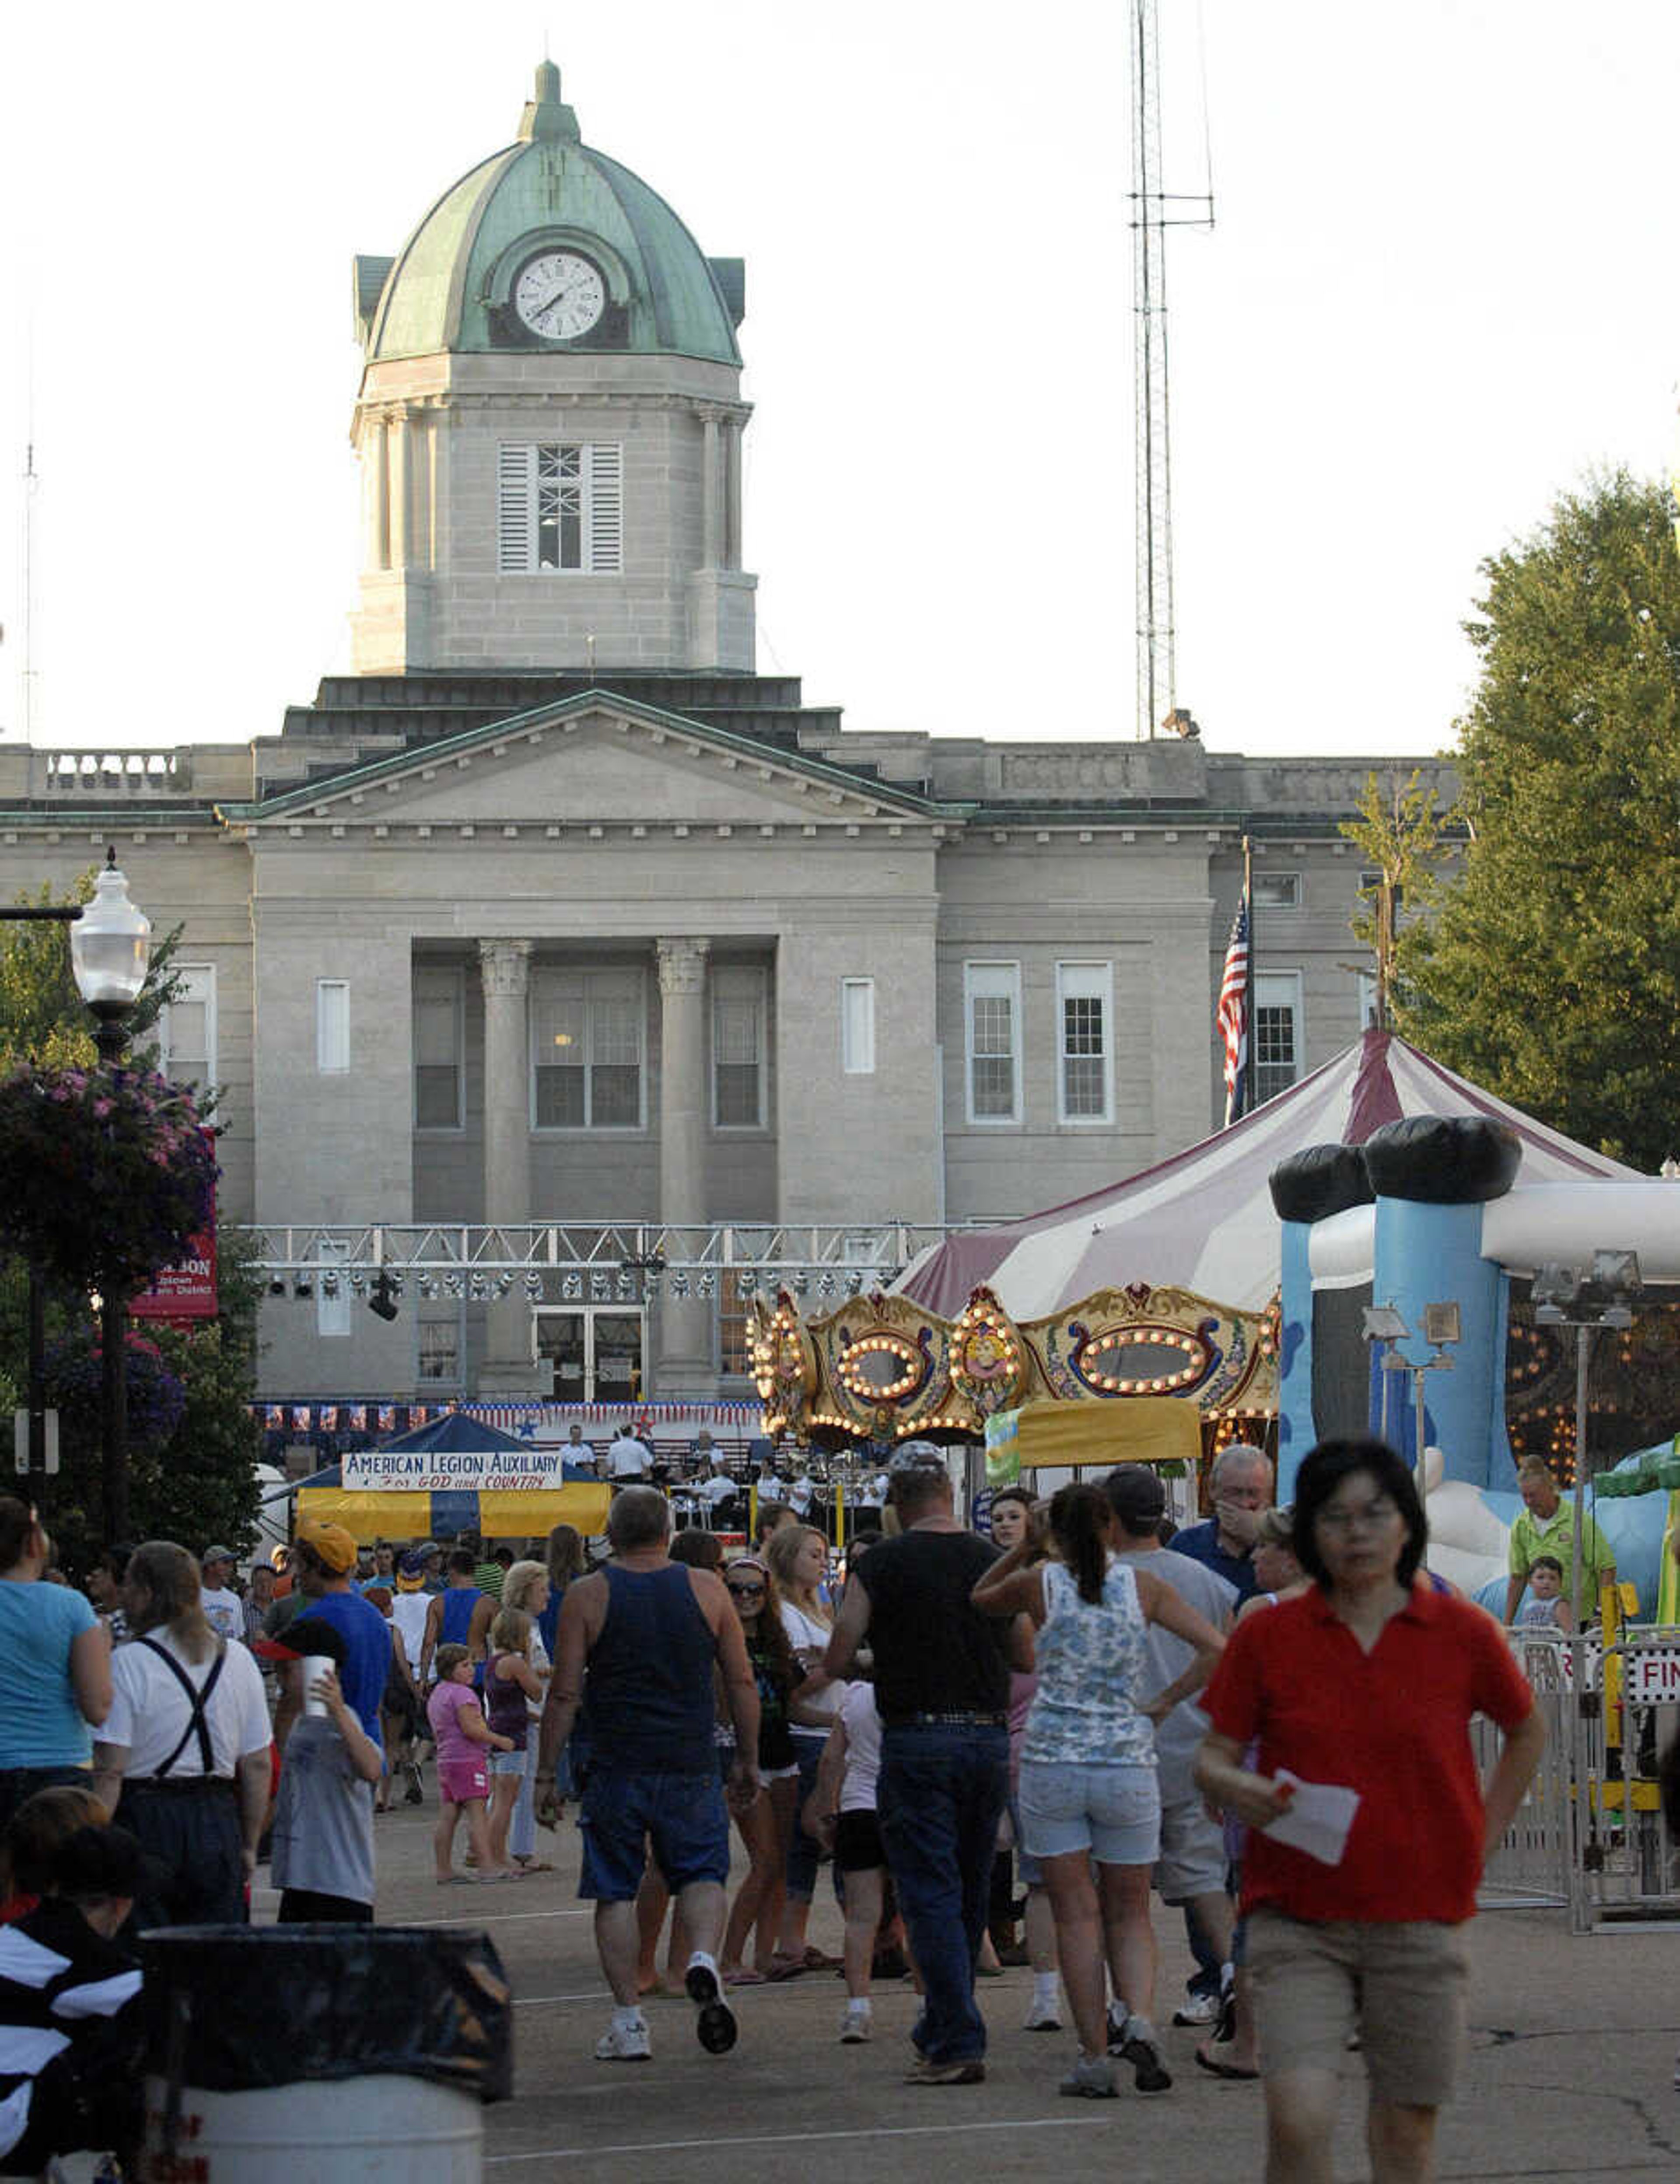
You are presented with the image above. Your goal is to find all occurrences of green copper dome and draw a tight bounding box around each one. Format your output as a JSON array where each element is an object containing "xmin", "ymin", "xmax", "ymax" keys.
[{"xmin": 362, "ymin": 63, "xmax": 743, "ymax": 366}]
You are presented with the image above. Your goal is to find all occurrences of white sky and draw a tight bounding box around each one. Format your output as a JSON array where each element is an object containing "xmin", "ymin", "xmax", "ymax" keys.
[{"xmin": 3, "ymin": 1, "xmax": 1677, "ymax": 760}]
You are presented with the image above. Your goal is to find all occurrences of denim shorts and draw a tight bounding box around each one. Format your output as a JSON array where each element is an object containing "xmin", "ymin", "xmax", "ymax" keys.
[
  {"xmin": 1018, "ymin": 1759, "xmax": 1160, "ymax": 1866},
  {"xmin": 578, "ymin": 1766, "xmax": 732, "ymax": 1903},
  {"xmin": 490, "ymin": 1750, "xmax": 526, "ymax": 1778}
]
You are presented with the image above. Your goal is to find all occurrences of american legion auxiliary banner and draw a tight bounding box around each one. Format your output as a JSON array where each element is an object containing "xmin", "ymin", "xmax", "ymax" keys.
[
  {"xmin": 341, "ymin": 1444, "xmax": 569, "ymax": 1493},
  {"xmin": 299, "ymin": 1456, "xmax": 612, "ymax": 1541}
]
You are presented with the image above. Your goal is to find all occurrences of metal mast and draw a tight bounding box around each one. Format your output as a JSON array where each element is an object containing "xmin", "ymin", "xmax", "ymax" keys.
[
  {"xmin": 1129, "ymin": 0, "xmax": 1212, "ymax": 739},
  {"xmin": 1131, "ymin": 0, "xmax": 1172, "ymax": 741}
]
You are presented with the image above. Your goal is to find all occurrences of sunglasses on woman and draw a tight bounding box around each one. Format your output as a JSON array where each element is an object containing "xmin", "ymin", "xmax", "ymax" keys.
[{"xmin": 727, "ymin": 1582, "xmax": 765, "ymax": 1599}]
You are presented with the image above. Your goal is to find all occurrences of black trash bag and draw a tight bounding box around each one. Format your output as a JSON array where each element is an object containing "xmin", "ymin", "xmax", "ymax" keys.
[
  {"xmin": 1360, "ymin": 1115, "xmax": 1521, "ymax": 1205},
  {"xmin": 140, "ymin": 1925, "xmax": 511, "ymax": 2102},
  {"xmin": 1269, "ymin": 1143, "xmax": 1375, "ymax": 1225}
]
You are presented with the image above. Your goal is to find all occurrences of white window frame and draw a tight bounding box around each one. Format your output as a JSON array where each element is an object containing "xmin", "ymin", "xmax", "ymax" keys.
[
  {"xmin": 1253, "ymin": 970, "xmax": 1305, "ymax": 1105},
  {"xmin": 841, "ymin": 977, "xmax": 876, "ymax": 1076},
  {"xmin": 710, "ymin": 965, "xmax": 768, "ymax": 1130},
  {"xmin": 1054, "ymin": 960, "xmax": 1113, "ymax": 1125},
  {"xmin": 414, "ymin": 966, "xmax": 466, "ymax": 1132},
  {"xmin": 1358, "ymin": 973, "xmax": 1381, "ymax": 1031},
  {"xmin": 157, "ymin": 963, "xmax": 216, "ymax": 1092},
  {"xmin": 497, "ymin": 442, "xmax": 623, "ymax": 573},
  {"xmin": 316, "ymin": 980, "xmax": 350, "ymax": 1074},
  {"xmin": 964, "ymin": 961, "xmax": 1022, "ymax": 1126},
  {"xmin": 1253, "ymin": 871, "xmax": 1302, "ymax": 912},
  {"xmin": 530, "ymin": 967, "xmax": 647, "ymax": 1133}
]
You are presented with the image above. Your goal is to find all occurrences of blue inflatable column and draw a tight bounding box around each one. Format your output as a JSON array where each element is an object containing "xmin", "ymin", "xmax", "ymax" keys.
[
  {"xmin": 1363, "ymin": 1116, "xmax": 1522, "ymax": 1494},
  {"xmin": 1267, "ymin": 1144, "xmax": 1379, "ymax": 1505},
  {"xmin": 1276, "ymin": 1219, "xmax": 1313, "ymax": 1502}
]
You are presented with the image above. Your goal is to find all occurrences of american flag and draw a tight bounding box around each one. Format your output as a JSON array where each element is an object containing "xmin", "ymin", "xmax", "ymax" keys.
[{"xmin": 1217, "ymin": 891, "xmax": 1251, "ymax": 1126}]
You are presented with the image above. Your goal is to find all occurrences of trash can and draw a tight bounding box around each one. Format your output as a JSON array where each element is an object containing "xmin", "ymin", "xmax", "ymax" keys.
[{"xmin": 138, "ymin": 1925, "xmax": 511, "ymax": 2183}]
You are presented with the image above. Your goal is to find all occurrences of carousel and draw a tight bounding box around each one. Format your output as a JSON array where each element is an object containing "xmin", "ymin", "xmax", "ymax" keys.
[{"xmin": 748, "ymin": 1277, "xmax": 1280, "ymax": 1472}]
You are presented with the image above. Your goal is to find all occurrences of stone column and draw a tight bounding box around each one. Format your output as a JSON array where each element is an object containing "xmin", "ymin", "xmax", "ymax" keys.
[
  {"xmin": 723, "ymin": 417, "xmax": 742, "ymax": 569},
  {"xmin": 699, "ymin": 407, "xmax": 723, "ymax": 568},
  {"xmin": 369, "ymin": 411, "xmax": 391, "ymax": 570},
  {"xmin": 478, "ymin": 939, "xmax": 540, "ymax": 1393},
  {"xmin": 655, "ymin": 936, "xmax": 713, "ymax": 1396},
  {"xmin": 388, "ymin": 409, "xmax": 411, "ymax": 570}
]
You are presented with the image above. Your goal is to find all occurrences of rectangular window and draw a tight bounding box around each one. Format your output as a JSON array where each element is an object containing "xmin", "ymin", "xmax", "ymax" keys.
[
  {"xmin": 157, "ymin": 965, "xmax": 216, "ymax": 1092},
  {"xmin": 414, "ymin": 966, "xmax": 465, "ymax": 1129},
  {"xmin": 418, "ymin": 1319, "xmax": 462, "ymax": 1385},
  {"xmin": 531, "ymin": 968, "xmax": 645, "ymax": 1130},
  {"xmin": 711, "ymin": 966, "xmax": 766, "ymax": 1129},
  {"xmin": 497, "ymin": 443, "xmax": 623, "ymax": 573},
  {"xmin": 841, "ymin": 978, "xmax": 876, "ymax": 1075},
  {"xmin": 1361, "ymin": 870, "xmax": 1403, "ymax": 914},
  {"xmin": 1253, "ymin": 971, "xmax": 1304, "ymax": 1105},
  {"xmin": 964, "ymin": 961, "xmax": 1021, "ymax": 1124},
  {"xmin": 1358, "ymin": 973, "xmax": 1381, "ymax": 1030},
  {"xmin": 1253, "ymin": 872, "xmax": 1302, "ymax": 912},
  {"xmin": 1055, "ymin": 961, "xmax": 1113, "ymax": 1124},
  {"xmin": 718, "ymin": 1271, "xmax": 752, "ymax": 1380},
  {"xmin": 316, "ymin": 980, "xmax": 350, "ymax": 1074},
  {"xmin": 316, "ymin": 1239, "xmax": 351, "ymax": 1340}
]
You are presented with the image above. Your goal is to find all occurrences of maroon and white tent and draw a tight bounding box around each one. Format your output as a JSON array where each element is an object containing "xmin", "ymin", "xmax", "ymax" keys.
[{"xmin": 897, "ymin": 1031, "xmax": 1641, "ymax": 1320}]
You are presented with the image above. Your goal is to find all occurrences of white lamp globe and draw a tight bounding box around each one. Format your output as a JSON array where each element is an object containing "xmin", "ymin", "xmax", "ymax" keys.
[{"xmin": 70, "ymin": 856, "xmax": 151, "ymax": 1011}]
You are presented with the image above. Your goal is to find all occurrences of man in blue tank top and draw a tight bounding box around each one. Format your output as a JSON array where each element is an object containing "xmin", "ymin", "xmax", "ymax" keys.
[{"xmin": 536, "ymin": 1486, "xmax": 760, "ymax": 2064}]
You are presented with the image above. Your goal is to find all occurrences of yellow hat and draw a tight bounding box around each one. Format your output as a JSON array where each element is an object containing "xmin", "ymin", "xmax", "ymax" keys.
[{"xmin": 294, "ymin": 1515, "xmax": 358, "ymax": 1575}]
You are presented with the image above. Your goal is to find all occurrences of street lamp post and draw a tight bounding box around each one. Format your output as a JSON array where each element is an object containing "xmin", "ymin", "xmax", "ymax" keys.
[
  {"xmin": 67, "ymin": 851, "xmax": 152, "ymax": 1543},
  {"xmin": 1360, "ymin": 1298, "xmax": 1460, "ymax": 1524},
  {"xmin": 1531, "ymin": 1251, "xmax": 1642, "ymax": 1635},
  {"xmin": 1531, "ymin": 1250, "xmax": 1642, "ymax": 1934}
]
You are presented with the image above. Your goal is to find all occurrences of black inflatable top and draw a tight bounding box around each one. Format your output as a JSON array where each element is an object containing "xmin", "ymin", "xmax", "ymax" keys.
[
  {"xmin": 1270, "ymin": 1143, "xmax": 1376, "ymax": 1225},
  {"xmin": 1360, "ymin": 1114, "xmax": 1522, "ymax": 1204}
]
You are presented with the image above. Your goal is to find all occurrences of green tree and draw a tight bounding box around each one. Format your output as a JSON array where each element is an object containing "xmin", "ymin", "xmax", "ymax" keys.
[
  {"xmin": 1395, "ymin": 471, "xmax": 1680, "ymax": 1169},
  {"xmin": 0, "ymin": 869, "xmax": 182, "ymax": 1071},
  {"xmin": 0, "ymin": 875, "xmax": 260, "ymax": 1565},
  {"xmin": 1338, "ymin": 767, "xmax": 1449, "ymax": 1029}
]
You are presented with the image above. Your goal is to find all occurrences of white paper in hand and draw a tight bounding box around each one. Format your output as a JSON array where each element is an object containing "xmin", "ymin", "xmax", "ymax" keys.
[{"xmin": 1260, "ymin": 1769, "xmax": 1361, "ymax": 1866}]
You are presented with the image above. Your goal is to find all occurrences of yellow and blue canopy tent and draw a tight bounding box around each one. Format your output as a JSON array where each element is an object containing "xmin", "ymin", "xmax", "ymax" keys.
[{"xmin": 294, "ymin": 1410, "xmax": 611, "ymax": 1541}]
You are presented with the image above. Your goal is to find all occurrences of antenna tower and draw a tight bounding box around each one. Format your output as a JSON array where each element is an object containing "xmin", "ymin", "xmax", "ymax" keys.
[{"xmin": 1129, "ymin": 0, "xmax": 1213, "ymax": 739}]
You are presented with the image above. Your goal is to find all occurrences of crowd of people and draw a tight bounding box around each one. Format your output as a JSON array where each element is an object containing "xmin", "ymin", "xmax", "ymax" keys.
[{"xmin": 0, "ymin": 1428, "xmax": 1558, "ymax": 2181}]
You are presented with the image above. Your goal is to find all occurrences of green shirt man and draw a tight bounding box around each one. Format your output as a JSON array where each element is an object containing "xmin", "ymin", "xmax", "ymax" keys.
[{"xmin": 1503, "ymin": 1457, "xmax": 1615, "ymax": 1625}]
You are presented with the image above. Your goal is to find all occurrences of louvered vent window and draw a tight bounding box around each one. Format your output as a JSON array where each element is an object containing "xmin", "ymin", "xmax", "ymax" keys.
[{"xmin": 498, "ymin": 443, "xmax": 623, "ymax": 573}]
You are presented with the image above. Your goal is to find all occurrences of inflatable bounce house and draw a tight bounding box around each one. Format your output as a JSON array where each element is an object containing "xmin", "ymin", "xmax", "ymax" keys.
[{"xmin": 1270, "ymin": 1113, "xmax": 1680, "ymax": 1615}]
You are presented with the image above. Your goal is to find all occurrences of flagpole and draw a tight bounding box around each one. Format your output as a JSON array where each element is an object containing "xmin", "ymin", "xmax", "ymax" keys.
[{"xmin": 1241, "ymin": 833, "xmax": 1255, "ymax": 1115}]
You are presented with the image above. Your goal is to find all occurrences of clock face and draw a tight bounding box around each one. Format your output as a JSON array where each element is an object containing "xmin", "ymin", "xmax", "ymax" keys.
[{"xmin": 513, "ymin": 250, "xmax": 607, "ymax": 340}]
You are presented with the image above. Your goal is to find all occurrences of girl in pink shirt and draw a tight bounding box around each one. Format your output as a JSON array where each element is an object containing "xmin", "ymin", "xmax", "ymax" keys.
[{"xmin": 425, "ymin": 1643, "xmax": 515, "ymax": 1883}]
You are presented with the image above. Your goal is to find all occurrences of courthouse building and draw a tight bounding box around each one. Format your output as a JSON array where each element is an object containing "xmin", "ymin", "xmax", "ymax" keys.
[{"xmin": 0, "ymin": 63, "xmax": 1449, "ymax": 1408}]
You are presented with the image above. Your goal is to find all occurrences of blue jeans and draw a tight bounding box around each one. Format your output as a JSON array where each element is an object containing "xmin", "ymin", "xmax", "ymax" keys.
[{"xmin": 878, "ymin": 1722, "xmax": 1009, "ymax": 2064}]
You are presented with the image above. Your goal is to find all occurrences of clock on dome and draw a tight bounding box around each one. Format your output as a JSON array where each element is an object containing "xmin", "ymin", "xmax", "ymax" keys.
[{"xmin": 512, "ymin": 248, "xmax": 607, "ymax": 340}]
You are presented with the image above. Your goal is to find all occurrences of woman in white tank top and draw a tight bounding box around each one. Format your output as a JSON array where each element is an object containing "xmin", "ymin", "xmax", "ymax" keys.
[{"xmin": 974, "ymin": 1484, "xmax": 1225, "ymax": 2101}]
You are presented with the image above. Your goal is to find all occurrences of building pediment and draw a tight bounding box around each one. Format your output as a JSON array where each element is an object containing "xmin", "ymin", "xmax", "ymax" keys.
[{"xmin": 221, "ymin": 691, "xmax": 950, "ymax": 833}]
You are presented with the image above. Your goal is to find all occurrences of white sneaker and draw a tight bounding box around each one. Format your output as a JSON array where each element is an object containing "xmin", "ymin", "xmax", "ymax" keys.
[
  {"xmin": 595, "ymin": 2016, "xmax": 651, "ymax": 2062},
  {"xmin": 1023, "ymin": 1995, "xmax": 1062, "ymax": 2031},
  {"xmin": 840, "ymin": 2005, "xmax": 873, "ymax": 2044},
  {"xmin": 1172, "ymin": 1990, "xmax": 1222, "ymax": 2027}
]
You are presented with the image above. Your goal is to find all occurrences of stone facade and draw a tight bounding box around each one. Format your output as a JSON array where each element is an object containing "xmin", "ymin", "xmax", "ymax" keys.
[{"xmin": 0, "ymin": 63, "xmax": 1456, "ymax": 1406}]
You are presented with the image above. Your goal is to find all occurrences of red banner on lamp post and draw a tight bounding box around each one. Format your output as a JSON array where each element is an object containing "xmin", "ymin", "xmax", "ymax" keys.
[
  {"xmin": 132, "ymin": 1144, "xmax": 218, "ymax": 1320},
  {"xmin": 131, "ymin": 1226, "xmax": 218, "ymax": 1320}
]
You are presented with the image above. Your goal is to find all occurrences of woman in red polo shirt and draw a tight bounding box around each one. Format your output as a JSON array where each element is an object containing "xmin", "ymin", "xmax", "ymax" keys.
[{"xmin": 1195, "ymin": 1437, "xmax": 1544, "ymax": 2184}]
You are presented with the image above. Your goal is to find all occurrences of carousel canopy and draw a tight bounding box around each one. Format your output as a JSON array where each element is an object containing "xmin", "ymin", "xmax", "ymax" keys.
[{"xmin": 897, "ymin": 1031, "xmax": 1641, "ymax": 1320}]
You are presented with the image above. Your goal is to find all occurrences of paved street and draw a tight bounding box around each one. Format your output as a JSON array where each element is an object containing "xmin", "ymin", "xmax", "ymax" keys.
[{"xmin": 265, "ymin": 1798, "xmax": 1680, "ymax": 2181}]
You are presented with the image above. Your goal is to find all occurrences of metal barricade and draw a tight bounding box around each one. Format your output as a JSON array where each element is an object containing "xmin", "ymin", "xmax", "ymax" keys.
[
  {"xmin": 1572, "ymin": 1626, "xmax": 1680, "ymax": 1932},
  {"xmin": 1482, "ymin": 1626, "xmax": 1680, "ymax": 1932},
  {"xmin": 1477, "ymin": 1631, "xmax": 1572, "ymax": 1912}
]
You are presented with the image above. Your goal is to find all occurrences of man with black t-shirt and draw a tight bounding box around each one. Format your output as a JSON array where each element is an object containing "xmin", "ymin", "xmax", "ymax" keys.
[{"xmin": 823, "ymin": 1449, "xmax": 1011, "ymax": 2086}]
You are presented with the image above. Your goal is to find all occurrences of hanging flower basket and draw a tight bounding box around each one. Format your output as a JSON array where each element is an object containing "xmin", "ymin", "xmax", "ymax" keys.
[{"xmin": 0, "ymin": 1062, "xmax": 217, "ymax": 1297}]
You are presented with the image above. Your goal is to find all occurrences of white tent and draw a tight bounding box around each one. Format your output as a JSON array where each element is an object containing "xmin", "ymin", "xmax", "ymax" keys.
[{"xmin": 897, "ymin": 1031, "xmax": 1641, "ymax": 1320}]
